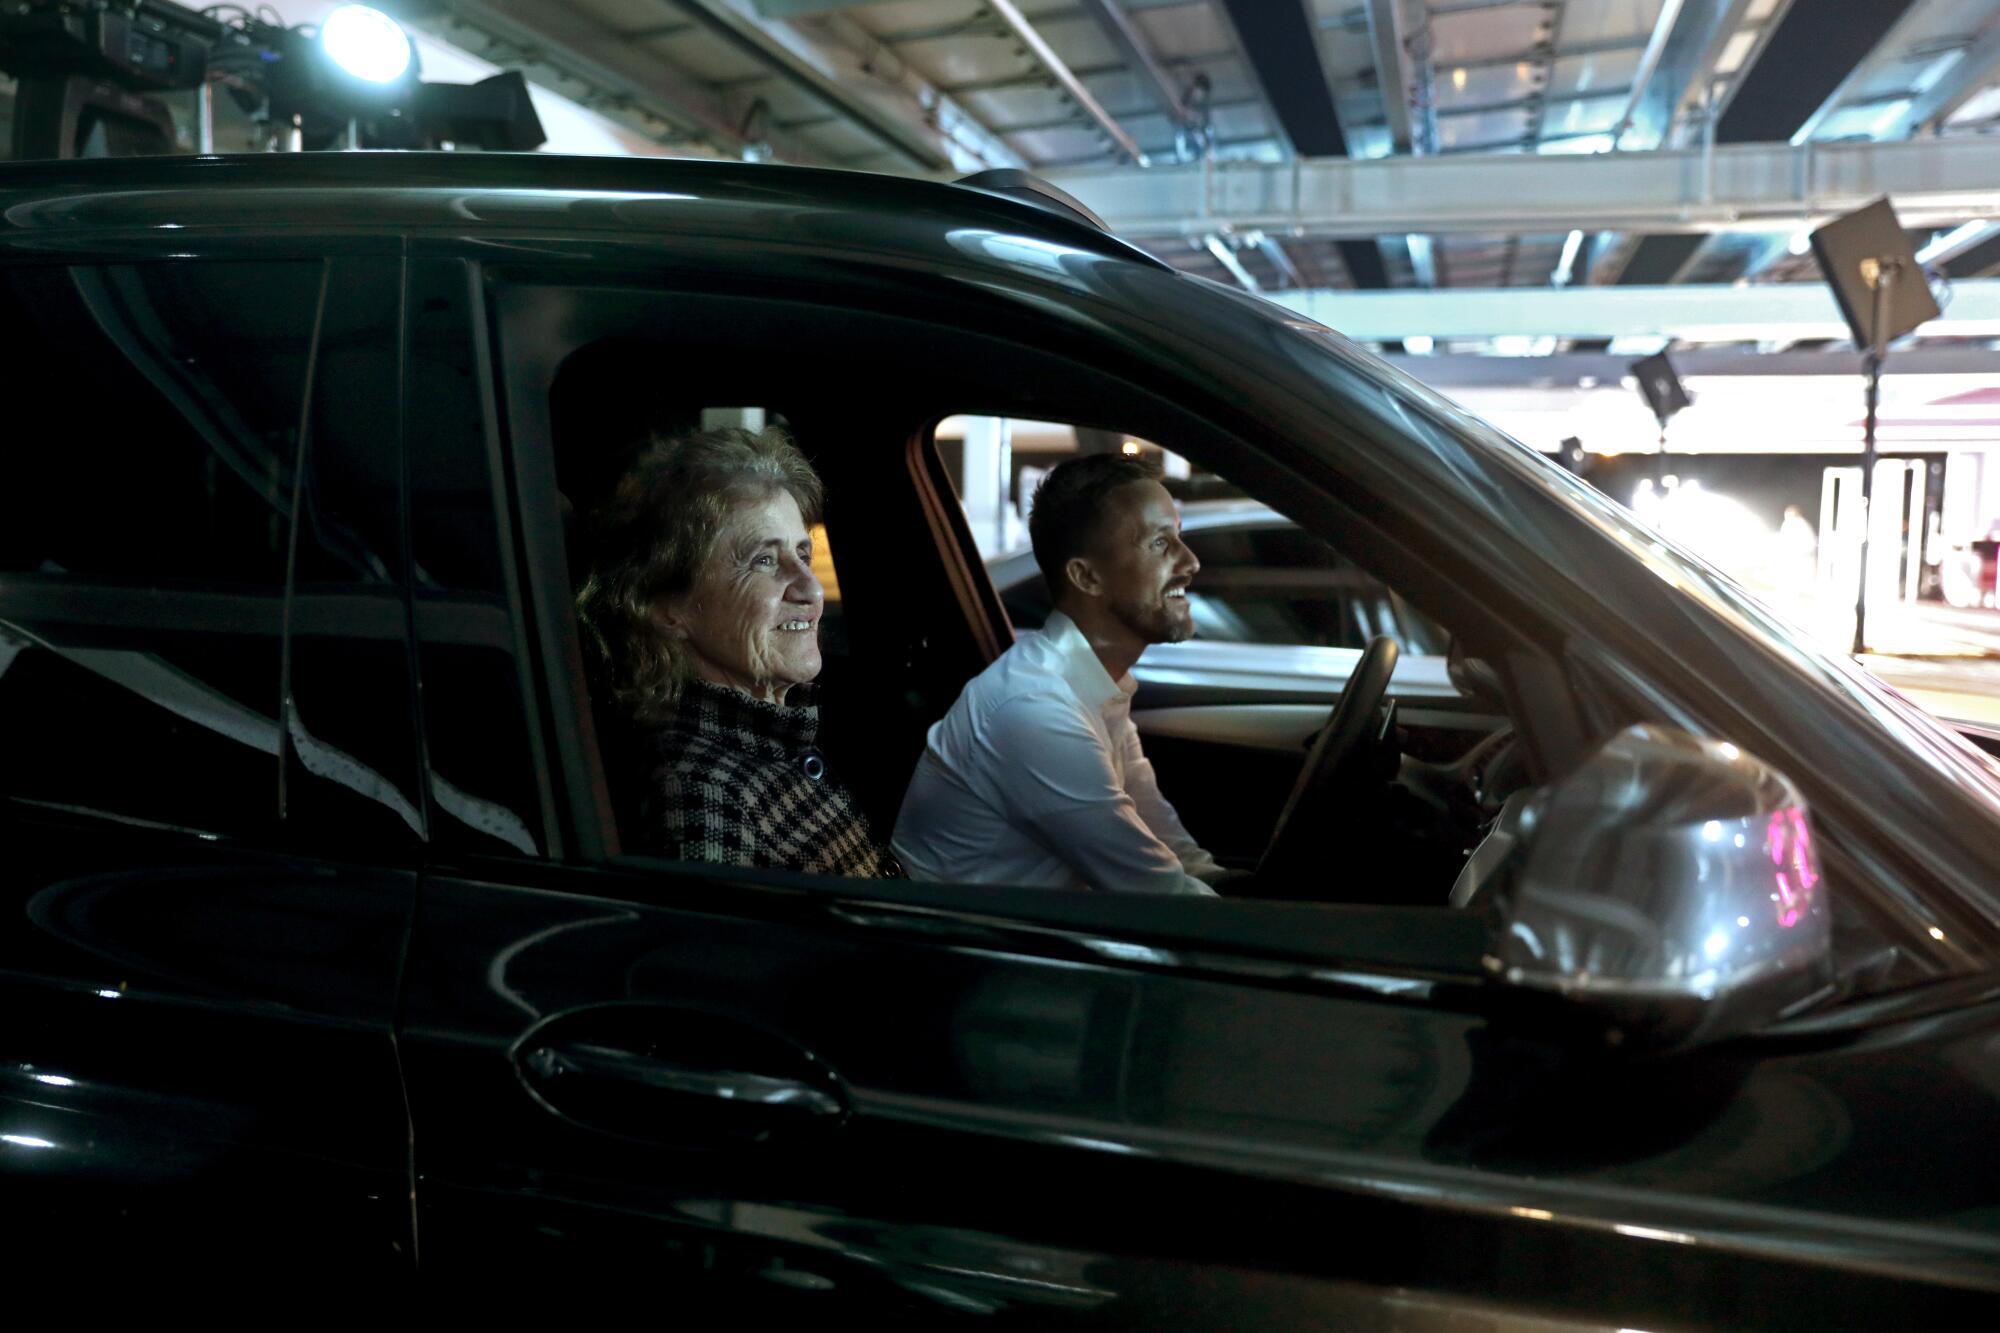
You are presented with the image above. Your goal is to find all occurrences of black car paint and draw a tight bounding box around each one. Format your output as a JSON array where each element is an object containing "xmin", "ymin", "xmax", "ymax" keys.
[{"xmin": 1, "ymin": 154, "xmax": 1998, "ymax": 1318}]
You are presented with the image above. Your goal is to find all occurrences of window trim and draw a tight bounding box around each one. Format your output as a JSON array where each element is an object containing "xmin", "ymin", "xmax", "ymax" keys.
[{"xmin": 439, "ymin": 256, "xmax": 568, "ymax": 860}]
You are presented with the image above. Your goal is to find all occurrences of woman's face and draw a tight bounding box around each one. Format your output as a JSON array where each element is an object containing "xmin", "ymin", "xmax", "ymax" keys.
[{"xmin": 660, "ymin": 489, "xmax": 824, "ymax": 704}]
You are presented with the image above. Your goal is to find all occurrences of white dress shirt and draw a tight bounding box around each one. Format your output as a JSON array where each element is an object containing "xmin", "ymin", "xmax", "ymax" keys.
[{"xmin": 892, "ymin": 611, "xmax": 1222, "ymax": 895}]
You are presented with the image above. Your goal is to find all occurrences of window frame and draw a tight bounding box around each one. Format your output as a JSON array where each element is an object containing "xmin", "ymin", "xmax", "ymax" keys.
[
  {"xmin": 402, "ymin": 251, "xmax": 565, "ymax": 864},
  {"xmin": 477, "ymin": 258, "xmax": 1579, "ymax": 988}
]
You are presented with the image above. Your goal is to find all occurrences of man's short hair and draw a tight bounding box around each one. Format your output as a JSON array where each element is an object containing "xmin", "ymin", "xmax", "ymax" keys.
[{"xmin": 1027, "ymin": 453, "xmax": 1160, "ymax": 598}]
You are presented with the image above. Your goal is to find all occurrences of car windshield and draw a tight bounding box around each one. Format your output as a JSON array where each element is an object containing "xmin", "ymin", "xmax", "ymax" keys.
[{"xmin": 1281, "ymin": 314, "xmax": 2000, "ymax": 802}]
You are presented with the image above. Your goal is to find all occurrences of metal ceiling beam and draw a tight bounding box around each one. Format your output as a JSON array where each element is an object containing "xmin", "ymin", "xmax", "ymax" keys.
[
  {"xmin": 1948, "ymin": 230, "xmax": 2000, "ymax": 278},
  {"xmin": 1601, "ymin": 1, "xmax": 1758, "ymax": 285},
  {"xmin": 416, "ymin": 0, "xmax": 824, "ymax": 161},
  {"xmin": 1047, "ymin": 136, "xmax": 2000, "ymax": 239},
  {"xmin": 750, "ymin": 1, "xmax": 870, "ymax": 16},
  {"xmin": 1892, "ymin": 22, "xmax": 2000, "ymax": 137},
  {"xmin": 1078, "ymin": 0, "xmax": 1199, "ymax": 136},
  {"xmin": 1364, "ymin": 1, "xmax": 1436, "ymax": 287},
  {"xmin": 1919, "ymin": 221, "xmax": 2000, "ymax": 267},
  {"xmin": 1424, "ymin": 86, "xmax": 1633, "ymax": 124},
  {"xmin": 1267, "ymin": 279, "xmax": 2000, "ymax": 342},
  {"xmin": 1388, "ymin": 345, "xmax": 2000, "ymax": 387},
  {"xmin": 1202, "ymin": 234, "xmax": 1261, "ymax": 292},
  {"xmin": 996, "ymin": 96, "xmax": 1259, "ymax": 137},
  {"xmin": 988, "ymin": 0, "xmax": 1149, "ymax": 163},
  {"xmin": 1453, "ymin": 34, "xmax": 1648, "ymax": 72},
  {"xmin": 774, "ymin": 7, "xmax": 1024, "ymax": 169},
  {"xmin": 1721, "ymin": 0, "xmax": 1921, "ymax": 143},
  {"xmin": 667, "ymin": 0, "xmax": 1018, "ymax": 172},
  {"xmin": 1217, "ymin": 0, "xmax": 1349, "ymax": 156},
  {"xmin": 1618, "ymin": 0, "xmax": 1914, "ymax": 285},
  {"xmin": 940, "ymin": 51, "xmax": 1232, "ymax": 97},
  {"xmin": 1363, "ymin": 0, "xmax": 1415, "ymax": 154},
  {"xmin": 1611, "ymin": 0, "xmax": 1758, "ymax": 149},
  {"xmin": 1217, "ymin": 0, "xmax": 1387, "ymax": 288},
  {"xmin": 1032, "ymin": 131, "xmax": 1279, "ymax": 171}
]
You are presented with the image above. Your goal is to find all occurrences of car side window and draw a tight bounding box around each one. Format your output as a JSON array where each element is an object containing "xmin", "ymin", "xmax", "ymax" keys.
[
  {"xmin": 953, "ymin": 417, "xmax": 1446, "ymax": 654},
  {"xmin": 1180, "ymin": 524, "xmax": 1449, "ymax": 653},
  {"xmin": 285, "ymin": 259, "xmax": 427, "ymax": 850},
  {"xmin": 406, "ymin": 260, "xmax": 547, "ymax": 856},
  {"xmin": 0, "ymin": 258, "xmax": 421, "ymax": 846}
]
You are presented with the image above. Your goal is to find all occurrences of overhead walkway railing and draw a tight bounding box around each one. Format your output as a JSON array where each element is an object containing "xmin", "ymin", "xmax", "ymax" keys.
[
  {"xmin": 1042, "ymin": 137, "xmax": 2000, "ymax": 239},
  {"xmin": 1268, "ymin": 280, "xmax": 2000, "ymax": 343}
]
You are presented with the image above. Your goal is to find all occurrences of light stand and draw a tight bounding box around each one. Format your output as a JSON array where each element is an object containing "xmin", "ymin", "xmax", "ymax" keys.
[
  {"xmin": 1628, "ymin": 350, "xmax": 1689, "ymax": 495},
  {"xmin": 1850, "ymin": 258, "xmax": 1898, "ymax": 655},
  {"xmin": 1809, "ymin": 198, "xmax": 1938, "ymax": 659}
]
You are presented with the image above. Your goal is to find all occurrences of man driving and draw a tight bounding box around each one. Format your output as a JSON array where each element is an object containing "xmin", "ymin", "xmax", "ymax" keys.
[{"xmin": 892, "ymin": 454, "xmax": 1225, "ymax": 895}]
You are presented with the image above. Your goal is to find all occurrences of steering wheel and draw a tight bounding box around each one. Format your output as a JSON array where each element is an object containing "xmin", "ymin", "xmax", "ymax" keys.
[{"xmin": 1257, "ymin": 635, "xmax": 1399, "ymax": 886}]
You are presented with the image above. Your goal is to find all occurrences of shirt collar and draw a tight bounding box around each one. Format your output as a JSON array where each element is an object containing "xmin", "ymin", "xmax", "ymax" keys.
[{"xmin": 1041, "ymin": 610, "xmax": 1135, "ymax": 709}]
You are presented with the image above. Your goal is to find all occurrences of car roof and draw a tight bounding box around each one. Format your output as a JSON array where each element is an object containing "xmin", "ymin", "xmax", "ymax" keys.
[{"xmin": 0, "ymin": 151, "xmax": 1168, "ymax": 270}]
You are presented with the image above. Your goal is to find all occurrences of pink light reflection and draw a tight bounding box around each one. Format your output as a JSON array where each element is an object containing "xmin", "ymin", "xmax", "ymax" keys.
[{"xmin": 1765, "ymin": 806, "xmax": 1818, "ymax": 928}]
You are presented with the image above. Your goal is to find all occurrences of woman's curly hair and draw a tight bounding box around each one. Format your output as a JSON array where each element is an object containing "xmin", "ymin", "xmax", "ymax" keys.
[{"xmin": 575, "ymin": 425, "xmax": 824, "ymax": 722}]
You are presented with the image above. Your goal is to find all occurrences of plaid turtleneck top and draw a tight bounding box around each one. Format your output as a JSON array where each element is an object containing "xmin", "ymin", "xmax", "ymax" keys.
[{"xmin": 635, "ymin": 678, "xmax": 902, "ymax": 879}]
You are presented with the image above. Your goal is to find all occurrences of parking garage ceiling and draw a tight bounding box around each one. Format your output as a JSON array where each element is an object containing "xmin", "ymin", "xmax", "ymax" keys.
[{"xmin": 399, "ymin": 0, "xmax": 2000, "ymax": 303}]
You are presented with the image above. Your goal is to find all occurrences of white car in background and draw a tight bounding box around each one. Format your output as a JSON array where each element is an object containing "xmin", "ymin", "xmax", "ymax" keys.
[{"xmin": 986, "ymin": 498, "xmax": 1464, "ymax": 707}]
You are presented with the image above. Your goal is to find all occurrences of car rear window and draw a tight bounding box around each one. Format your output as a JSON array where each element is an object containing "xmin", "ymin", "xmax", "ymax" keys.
[{"xmin": 0, "ymin": 258, "xmax": 425, "ymax": 851}]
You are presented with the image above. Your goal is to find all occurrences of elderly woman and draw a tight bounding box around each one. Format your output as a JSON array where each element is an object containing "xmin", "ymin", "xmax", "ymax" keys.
[{"xmin": 577, "ymin": 426, "xmax": 900, "ymax": 878}]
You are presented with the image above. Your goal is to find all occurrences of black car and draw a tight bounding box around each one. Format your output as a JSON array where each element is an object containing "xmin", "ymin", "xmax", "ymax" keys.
[{"xmin": 4, "ymin": 153, "xmax": 2000, "ymax": 1320}]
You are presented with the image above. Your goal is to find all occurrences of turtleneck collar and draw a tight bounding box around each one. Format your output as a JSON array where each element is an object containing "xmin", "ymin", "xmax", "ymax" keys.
[{"xmin": 663, "ymin": 677, "xmax": 819, "ymax": 763}]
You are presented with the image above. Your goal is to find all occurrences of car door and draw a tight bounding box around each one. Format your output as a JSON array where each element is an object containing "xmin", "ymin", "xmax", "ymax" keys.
[
  {"xmin": 383, "ymin": 258, "xmax": 1521, "ymax": 1314},
  {"xmin": 394, "ymin": 242, "xmax": 2000, "ymax": 1324},
  {"xmin": 0, "ymin": 249, "xmax": 421, "ymax": 1273}
]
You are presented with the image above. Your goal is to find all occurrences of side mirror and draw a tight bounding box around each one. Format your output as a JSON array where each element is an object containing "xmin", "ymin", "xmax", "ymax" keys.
[{"xmin": 1482, "ymin": 724, "xmax": 1832, "ymax": 1049}]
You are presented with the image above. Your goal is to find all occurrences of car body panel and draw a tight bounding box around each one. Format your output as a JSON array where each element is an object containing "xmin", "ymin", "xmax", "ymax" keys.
[{"xmin": 0, "ymin": 809, "xmax": 416, "ymax": 1272}]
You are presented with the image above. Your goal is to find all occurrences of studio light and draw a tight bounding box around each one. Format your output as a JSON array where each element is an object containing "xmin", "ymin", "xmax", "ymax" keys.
[
  {"xmin": 261, "ymin": 7, "xmax": 419, "ymax": 132},
  {"xmin": 319, "ymin": 5, "xmax": 413, "ymax": 86}
]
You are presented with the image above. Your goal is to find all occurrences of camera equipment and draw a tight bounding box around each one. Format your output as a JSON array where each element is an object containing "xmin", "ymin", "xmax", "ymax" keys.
[{"xmin": 0, "ymin": 0, "xmax": 220, "ymax": 158}]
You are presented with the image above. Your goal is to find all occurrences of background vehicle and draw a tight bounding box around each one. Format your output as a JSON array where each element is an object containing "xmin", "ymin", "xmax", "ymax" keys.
[
  {"xmin": 2, "ymin": 154, "xmax": 1999, "ymax": 1320},
  {"xmin": 994, "ymin": 499, "xmax": 2000, "ymax": 762}
]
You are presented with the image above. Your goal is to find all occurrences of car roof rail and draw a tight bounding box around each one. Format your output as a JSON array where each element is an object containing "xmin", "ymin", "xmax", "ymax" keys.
[{"xmin": 954, "ymin": 169, "xmax": 1111, "ymax": 234}]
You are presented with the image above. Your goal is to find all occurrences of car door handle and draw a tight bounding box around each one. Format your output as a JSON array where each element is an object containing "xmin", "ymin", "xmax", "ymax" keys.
[
  {"xmin": 522, "ymin": 1041, "xmax": 844, "ymax": 1119},
  {"xmin": 510, "ymin": 1005, "xmax": 851, "ymax": 1145}
]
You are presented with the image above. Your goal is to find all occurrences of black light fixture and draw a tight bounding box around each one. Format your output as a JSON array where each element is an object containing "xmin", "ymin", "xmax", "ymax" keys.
[
  {"xmin": 2, "ymin": 1, "xmax": 543, "ymax": 158},
  {"xmin": 257, "ymin": 3, "xmax": 420, "ymax": 149},
  {"xmin": 216, "ymin": 5, "xmax": 544, "ymax": 153},
  {"xmin": 0, "ymin": 0, "xmax": 219, "ymax": 159},
  {"xmin": 1627, "ymin": 349, "xmax": 1690, "ymax": 485}
]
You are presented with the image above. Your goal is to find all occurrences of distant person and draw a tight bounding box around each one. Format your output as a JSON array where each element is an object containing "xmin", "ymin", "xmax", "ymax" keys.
[
  {"xmin": 576, "ymin": 426, "xmax": 900, "ymax": 877},
  {"xmin": 893, "ymin": 454, "xmax": 1224, "ymax": 895}
]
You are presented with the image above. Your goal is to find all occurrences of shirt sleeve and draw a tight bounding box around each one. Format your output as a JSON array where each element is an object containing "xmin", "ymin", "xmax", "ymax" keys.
[
  {"xmin": 1113, "ymin": 707, "xmax": 1226, "ymax": 884},
  {"xmin": 986, "ymin": 692, "xmax": 1217, "ymax": 896}
]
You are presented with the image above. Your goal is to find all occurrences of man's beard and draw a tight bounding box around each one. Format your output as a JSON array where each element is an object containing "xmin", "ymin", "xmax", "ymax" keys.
[{"xmin": 1116, "ymin": 591, "xmax": 1195, "ymax": 645}]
